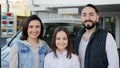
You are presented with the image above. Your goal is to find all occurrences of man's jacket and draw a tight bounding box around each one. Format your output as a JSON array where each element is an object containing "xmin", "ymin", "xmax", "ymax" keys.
[{"xmin": 74, "ymin": 24, "xmax": 108, "ymax": 68}]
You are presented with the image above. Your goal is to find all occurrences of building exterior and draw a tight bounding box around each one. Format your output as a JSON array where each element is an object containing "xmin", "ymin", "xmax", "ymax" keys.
[{"xmin": 25, "ymin": 0, "xmax": 120, "ymax": 49}]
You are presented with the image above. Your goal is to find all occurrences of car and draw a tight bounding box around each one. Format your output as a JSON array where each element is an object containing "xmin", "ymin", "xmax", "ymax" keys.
[{"xmin": 1, "ymin": 18, "xmax": 82, "ymax": 68}]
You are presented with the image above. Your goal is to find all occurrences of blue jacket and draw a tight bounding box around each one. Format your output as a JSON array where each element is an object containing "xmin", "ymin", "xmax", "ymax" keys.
[{"xmin": 17, "ymin": 40, "xmax": 49, "ymax": 68}]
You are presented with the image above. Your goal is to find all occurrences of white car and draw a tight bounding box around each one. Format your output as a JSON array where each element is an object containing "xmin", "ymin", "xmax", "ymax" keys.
[{"xmin": 1, "ymin": 18, "xmax": 82, "ymax": 68}]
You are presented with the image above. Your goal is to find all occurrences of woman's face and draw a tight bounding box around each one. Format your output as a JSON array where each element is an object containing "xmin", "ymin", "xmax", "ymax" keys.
[
  {"xmin": 27, "ymin": 20, "xmax": 41, "ymax": 39},
  {"xmin": 55, "ymin": 31, "xmax": 68, "ymax": 51}
]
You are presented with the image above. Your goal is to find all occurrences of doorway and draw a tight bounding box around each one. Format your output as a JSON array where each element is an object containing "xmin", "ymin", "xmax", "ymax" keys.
[{"xmin": 99, "ymin": 16, "xmax": 116, "ymax": 39}]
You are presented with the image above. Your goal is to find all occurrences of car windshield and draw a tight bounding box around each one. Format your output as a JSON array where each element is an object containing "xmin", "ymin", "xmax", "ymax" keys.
[
  {"xmin": 9, "ymin": 31, "xmax": 22, "ymax": 47},
  {"xmin": 43, "ymin": 23, "xmax": 82, "ymax": 47},
  {"xmin": 7, "ymin": 22, "xmax": 82, "ymax": 48}
]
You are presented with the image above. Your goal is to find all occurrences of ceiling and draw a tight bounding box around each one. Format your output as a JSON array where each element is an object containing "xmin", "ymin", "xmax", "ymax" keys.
[
  {"xmin": 51, "ymin": 4, "xmax": 120, "ymax": 13},
  {"xmin": 88, "ymin": 4, "xmax": 120, "ymax": 12}
]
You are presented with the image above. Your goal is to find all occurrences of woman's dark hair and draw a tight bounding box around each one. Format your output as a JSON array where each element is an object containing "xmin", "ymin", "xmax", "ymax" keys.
[
  {"xmin": 20, "ymin": 15, "xmax": 43, "ymax": 40},
  {"xmin": 52, "ymin": 26, "xmax": 75, "ymax": 59},
  {"xmin": 81, "ymin": 4, "xmax": 99, "ymax": 14}
]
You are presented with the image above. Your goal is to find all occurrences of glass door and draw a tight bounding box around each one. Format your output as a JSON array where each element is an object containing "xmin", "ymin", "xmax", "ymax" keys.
[{"xmin": 99, "ymin": 16, "xmax": 116, "ymax": 39}]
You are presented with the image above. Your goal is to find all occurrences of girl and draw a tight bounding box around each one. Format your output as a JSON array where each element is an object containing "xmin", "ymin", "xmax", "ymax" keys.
[
  {"xmin": 44, "ymin": 26, "xmax": 80, "ymax": 68},
  {"xmin": 9, "ymin": 15, "xmax": 50, "ymax": 68}
]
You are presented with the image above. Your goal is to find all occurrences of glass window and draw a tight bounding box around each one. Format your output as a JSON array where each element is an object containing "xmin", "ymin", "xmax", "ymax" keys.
[{"xmin": 99, "ymin": 17, "xmax": 116, "ymax": 39}]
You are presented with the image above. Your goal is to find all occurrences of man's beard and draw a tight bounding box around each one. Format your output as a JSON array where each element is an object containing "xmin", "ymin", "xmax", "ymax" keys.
[{"xmin": 83, "ymin": 20, "xmax": 97, "ymax": 30}]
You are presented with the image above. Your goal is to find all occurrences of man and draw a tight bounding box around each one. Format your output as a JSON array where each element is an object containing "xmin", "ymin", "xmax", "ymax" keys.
[{"xmin": 75, "ymin": 4, "xmax": 119, "ymax": 68}]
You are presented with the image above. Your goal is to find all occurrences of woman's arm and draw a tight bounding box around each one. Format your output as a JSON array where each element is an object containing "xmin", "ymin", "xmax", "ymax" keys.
[{"xmin": 9, "ymin": 44, "xmax": 18, "ymax": 68}]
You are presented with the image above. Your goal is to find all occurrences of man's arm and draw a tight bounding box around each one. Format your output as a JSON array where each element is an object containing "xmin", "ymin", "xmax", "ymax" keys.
[{"xmin": 106, "ymin": 33, "xmax": 119, "ymax": 68}]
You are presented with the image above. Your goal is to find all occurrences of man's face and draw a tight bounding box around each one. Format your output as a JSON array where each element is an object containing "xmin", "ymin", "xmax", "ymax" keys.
[{"xmin": 80, "ymin": 7, "xmax": 99, "ymax": 29}]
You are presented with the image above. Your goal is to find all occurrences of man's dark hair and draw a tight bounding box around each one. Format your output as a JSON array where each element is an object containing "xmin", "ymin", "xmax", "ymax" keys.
[{"xmin": 82, "ymin": 4, "xmax": 99, "ymax": 14}]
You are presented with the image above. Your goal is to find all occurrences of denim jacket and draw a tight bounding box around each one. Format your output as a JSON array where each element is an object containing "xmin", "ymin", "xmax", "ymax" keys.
[{"xmin": 17, "ymin": 39, "xmax": 49, "ymax": 68}]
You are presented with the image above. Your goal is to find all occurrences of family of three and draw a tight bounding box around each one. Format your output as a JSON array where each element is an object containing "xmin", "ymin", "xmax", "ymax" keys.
[{"xmin": 9, "ymin": 4, "xmax": 119, "ymax": 68}]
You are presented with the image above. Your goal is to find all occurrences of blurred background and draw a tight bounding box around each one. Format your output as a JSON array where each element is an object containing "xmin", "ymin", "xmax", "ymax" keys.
[
  {"xmin": 1, "ymin": 0, "xmax": 120, "ymax": 67},
  {"xmin": 0, "ymin": 0, "xmax": 120, "ymax": 59}
]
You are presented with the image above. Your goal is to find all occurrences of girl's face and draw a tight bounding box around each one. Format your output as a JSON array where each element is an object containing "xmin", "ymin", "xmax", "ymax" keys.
[
  {"xmin": 27, "ymin": 20, "xmax": 41, "ymax": 39},
  {"xmin": 55, "ymin": 31, "xmax": 68, "ymax": 52}
]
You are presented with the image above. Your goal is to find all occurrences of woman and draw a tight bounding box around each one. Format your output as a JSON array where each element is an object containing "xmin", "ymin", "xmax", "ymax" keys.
[
  {"xmin": 44, "ymin": 26, "xmax": 80, "ymax": 68},
  {"xmin": 9, "ymin": 15, "xmax": 50, "ymax": 68}
]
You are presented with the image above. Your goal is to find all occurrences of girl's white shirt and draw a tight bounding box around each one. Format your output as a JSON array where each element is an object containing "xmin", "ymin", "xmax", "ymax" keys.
[{"xmin": 44, "ymin": 50, "xmax": 80, "ymax": 68}]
